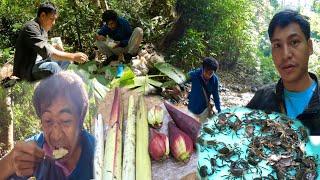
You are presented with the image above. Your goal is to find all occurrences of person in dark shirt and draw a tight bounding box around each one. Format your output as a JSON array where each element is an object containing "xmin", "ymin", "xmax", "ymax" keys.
[
  {"xmin": 247, "ymin": 10, "xmax": 320, "ymax": 135},
  {"xmin": 173, "ymin": 57, "xmax": 221, "ymax": 122},
  {"xmin": 0, "ymin": 71, "xmax": 95, "ymax": 179},
  {"xmin": 96, "ymin": 10, "xmax": 143, "ymax": 64},
  {"xmin": 13, "ymin": 2, "xmax": 88, "ymax": 81}
]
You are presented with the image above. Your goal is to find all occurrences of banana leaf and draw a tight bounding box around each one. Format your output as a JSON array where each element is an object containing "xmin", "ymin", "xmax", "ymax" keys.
[
  {"xmin": 125, "ymin": 75, "xmax": 162, "ymax": 94},
  {"xmin": 154, "ymin": 62, "xmax": 186, "ymax": 84},
  {"xmin": 109, "ymin": 67, "xmax": 135, "ymax": 88}
]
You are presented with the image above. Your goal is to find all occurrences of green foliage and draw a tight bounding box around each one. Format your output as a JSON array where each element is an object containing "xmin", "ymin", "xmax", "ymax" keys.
[
  {"xmin": 51, "ymin": 0, "xmax": 101, "ymax": 54},
  {"xmin": 0, "ymin": 0, "xmax": 101, "ymax": 62},
  {"xmin": 258, "ymin": 52, "xmax": 279, "ymax": 84},
  {"xmin": 0, "ymin": 1, "xmax": 35, "ymax": 50},
  {"xmin": 108, "ymin": 0, "xmax": 175, "ymax": 42},
  {"xmin": 0, "ymin": 48, "xmax": 14, "ymax": 66},
  {"xmin": 154, "ymin": 62, "xmax": 186, "ymax": 84},
  {"xmin": 167, "ymin": 29, "xmax": 208, "ymax": 69},
  {"xmin": 165, "ymin": 0, "xmax": 256, "ymax": 70},
  {"xmin": 11, "ymin": 82, "xmax": 40, "ymax": 140},
  {"xmin": 312, "ymin": 0, "xmax": 320, "ymax": 13}
]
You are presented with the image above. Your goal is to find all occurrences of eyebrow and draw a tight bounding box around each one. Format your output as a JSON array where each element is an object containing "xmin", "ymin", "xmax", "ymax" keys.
[
  {"xmin": 271, "ymin": 33, "xmax": 301, "ymax": 43},
  {"xmin": 42, "ymin": 107, "xmax": 72, "ymax": 115},
  {"xmin": 59, "ymin": 108, "xmax": 72, "ymax": 115}
]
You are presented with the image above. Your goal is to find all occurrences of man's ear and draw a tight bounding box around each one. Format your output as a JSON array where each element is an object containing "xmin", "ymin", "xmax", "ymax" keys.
[
  {"xmin": 307, "ymin": 39, "xmax": 313, "ymax": 56},
  {"xmin": 39, "ymin": 12, "xmax": 47, "ymax": 20}
]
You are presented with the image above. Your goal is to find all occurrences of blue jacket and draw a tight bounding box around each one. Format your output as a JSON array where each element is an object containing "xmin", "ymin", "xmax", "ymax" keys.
[
  {"xmin": 247, "ymin": 73, "xmax": 320, "ymax": 135},
  {"xmin": 187, "ymin": 68, "xmax": 221, "ymax": 114},
  {"xmin": 98, "ymin": 17, "xmax": 132, "ymax": 47}
]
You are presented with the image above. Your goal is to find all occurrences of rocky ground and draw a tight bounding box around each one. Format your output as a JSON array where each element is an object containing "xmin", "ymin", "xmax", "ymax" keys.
[{"xmin": 219, "ymin": 82, "xmax": 255, "ymax": 109}]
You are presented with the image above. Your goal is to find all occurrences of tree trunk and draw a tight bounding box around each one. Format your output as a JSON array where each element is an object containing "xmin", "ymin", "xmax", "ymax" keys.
[
  {"xmin": 158, "ymin": 15, "xmax": 187, "ymax": 51},
  {"xmin": 0, "ymin": 88, "xmax": 14, "ymax": 151},
  {"xmin": 100, "ymin": 0, "xmax": 109, "ymax": 11},
  {"xmin": 158, "ymin": 0, "xmax": 188, "ymax": 51},
  {"xmin": 92, "ymin": 0, "xmax": 100, "ymax": 6}
]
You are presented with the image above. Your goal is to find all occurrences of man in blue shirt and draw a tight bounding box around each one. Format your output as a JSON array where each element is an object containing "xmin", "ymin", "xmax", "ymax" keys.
[
  {"xmin": 96, "ymin": 10, "xmax": 143, "ymax": 64},
  {"xmin": 0, "ymin": 71, "xmax": 95, "ymax": 179},
  {"xmin": 247, "ymin": 10, "xmax": 320, "ymax": 135},
  {"xmin": 174, "ymin": 57, "xmax": 221, "ymax": 122}
]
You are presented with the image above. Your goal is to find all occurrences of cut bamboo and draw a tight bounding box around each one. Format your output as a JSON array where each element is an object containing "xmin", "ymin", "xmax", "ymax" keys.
[
  {"xmin": 94, "ymin": 114, "xmax": 104, "ymax": 180},
  {"xmin": 122, "ymin": 95, "xmax": 136, "ymax": 180},
  {"xmin": 136, "ymin": 95, "xmax": 152, "ymax": 180},
  {"xmin": 103, "ymin": 88, "xmax": 123, "ymax": 180}
]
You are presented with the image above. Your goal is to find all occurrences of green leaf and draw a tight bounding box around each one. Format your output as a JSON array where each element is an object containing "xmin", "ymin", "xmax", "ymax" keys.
[
  {"xmin": 91, "ymin": 78, "xmax": 109, "ymax": 101},
  {"xmin": 95, "ymin": 74, "xmax": 109, "ymax": 85},
  {"xmin": 124, "ymin": 76, "xmax": 162, "ymax": 94},
  {"xmin": 88, "ymin": 64, "xmax": 98, "ymax": 73},
  {"xmin": 109, "ymin": 67, "xmax": 136, "ymax": 88},
  {"xmin": 120, "ymin": 66, "xmax": 135, "ymax": 81},
  {"xmin": 103, "ymin": 66, "xmax": 117, "ymax": 80},
  {"xmin": 147, "ymin": 76, "xmax": 162, "ymax": 87},
  {"xmin": 78, "ymin": 61, "xmax": 98, "ymax": 72},
  {"xmin": 161, "ymin": 80, "xmax": 178, "ymax": 88},
  {"xmin": 154, "ymin": 62, "xmax": 186, "ymax": 84}
]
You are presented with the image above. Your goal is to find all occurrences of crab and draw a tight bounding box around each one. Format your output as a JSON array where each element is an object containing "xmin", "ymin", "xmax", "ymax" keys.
[
  {"xmin": 222, "ymin": 159, "xmax": 250, "ymax": 180},
  {"xmin": 215, "ymin": 142, "xmax": 242, "ymax": 164}
]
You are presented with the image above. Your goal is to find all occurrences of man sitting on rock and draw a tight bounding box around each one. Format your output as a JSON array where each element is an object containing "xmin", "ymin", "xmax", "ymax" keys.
[
  {"xmin": 95, "ymin": 10, "xmax": 143, "ymax": 65},
  {"xmin": 13, "ymin": 2, "xmax": 88, "ymax": 81}
]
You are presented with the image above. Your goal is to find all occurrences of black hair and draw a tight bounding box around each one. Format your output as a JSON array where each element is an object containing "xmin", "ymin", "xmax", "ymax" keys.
[
  {"xmin": 102, "ymin": 10, "xmax": 118, "ymax": 23},
  {"xmin": 37, "ymin": 2, "xmax": 57, "ymax": 17},
  {"xmin": 203, "ymin": 57, "xmax": 219, "ymax": 72},
  {"xmin": 268, "ymin": 9, "xmax": 310, "ymax": 40}
]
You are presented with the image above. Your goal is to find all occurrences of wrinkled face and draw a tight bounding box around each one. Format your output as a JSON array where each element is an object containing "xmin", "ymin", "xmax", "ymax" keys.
[
  {"xmin": 203, "ymin": 68, "xmax": 214, "ymax": 80},
  {"xmin": 41, "ymin": 97, "xmax": 80, "ymax": 162},
  {"xmin": 107, "ymin": 20, "xmax": 117, "ymax": 30},
  {"xmin": 271, "ymin": 22, "xmax": 313, "ymax": 84},
  {"xmin": 40, "ymin": 12, "xmax": 58, "ymax": 32}
]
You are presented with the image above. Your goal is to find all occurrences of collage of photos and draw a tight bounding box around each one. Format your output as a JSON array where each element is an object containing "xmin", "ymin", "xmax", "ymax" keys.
[{"xmin": 0, "ymin": 0, "xmax": 319, "ymax": 179}]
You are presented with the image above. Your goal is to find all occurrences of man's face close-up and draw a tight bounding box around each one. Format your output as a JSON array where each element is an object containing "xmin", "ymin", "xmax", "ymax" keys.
[
  {"xmin": 41, "ymin": 12, "xmax": 58, "ymax": 32},
  {"xmin": 203, "ymin": 68, "xmax": 214, "ymax": 81},
  {"xmin": 40, "ymin": 96, "xmax": 80, "ymax": 162},
  {"xmin": 107, "ymin": 20, "xmax": 117, "ymax": 31},
  {"xmin": 271, "ymin": 22, "xmax": 313, "ymax": 84}
]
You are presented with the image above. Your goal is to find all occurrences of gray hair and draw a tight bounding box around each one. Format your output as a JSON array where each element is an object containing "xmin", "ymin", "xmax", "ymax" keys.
[{"xmin": 33, "ymin": 71, "xmax": 88, "ymax": 127}]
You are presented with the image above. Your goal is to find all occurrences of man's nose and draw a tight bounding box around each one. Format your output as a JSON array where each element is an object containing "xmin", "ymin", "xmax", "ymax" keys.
[
  {"xmin": 282, "ymin": 44, "xmax": 293, "ymax": 60},
  {"xmin": 50, "ymin": 123, "xmax": 63, "ymax": 141}
]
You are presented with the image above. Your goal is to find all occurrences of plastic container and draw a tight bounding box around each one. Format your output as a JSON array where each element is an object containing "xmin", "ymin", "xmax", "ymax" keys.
[{"xmin": 116, "ymin": 64, "xmax": 124, "ymax": 78}]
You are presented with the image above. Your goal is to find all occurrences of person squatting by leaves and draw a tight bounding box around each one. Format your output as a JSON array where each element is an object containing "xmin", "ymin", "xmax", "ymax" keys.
[{"xmin": 95, "ymin": 10, "xmax": 143, "ymax": 65}]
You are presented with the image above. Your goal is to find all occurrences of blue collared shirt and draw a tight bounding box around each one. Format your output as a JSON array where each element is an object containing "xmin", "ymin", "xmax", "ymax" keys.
[
  {"xmin": 187, "ymin": 68, "xmax": 221, "ymax": 114},
  {"xmin": 27, "ymin": 130, "xmax": 95, "ymax": 180},
  {"xmin": 98, "ymin": 17, "xmax": 132, "ymax": 47}
]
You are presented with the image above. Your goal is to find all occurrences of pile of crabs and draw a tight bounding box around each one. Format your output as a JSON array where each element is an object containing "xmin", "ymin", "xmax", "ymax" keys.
[{"xmin": 197, "ymin": 108, "xmax": 318, "ymax": 180}]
